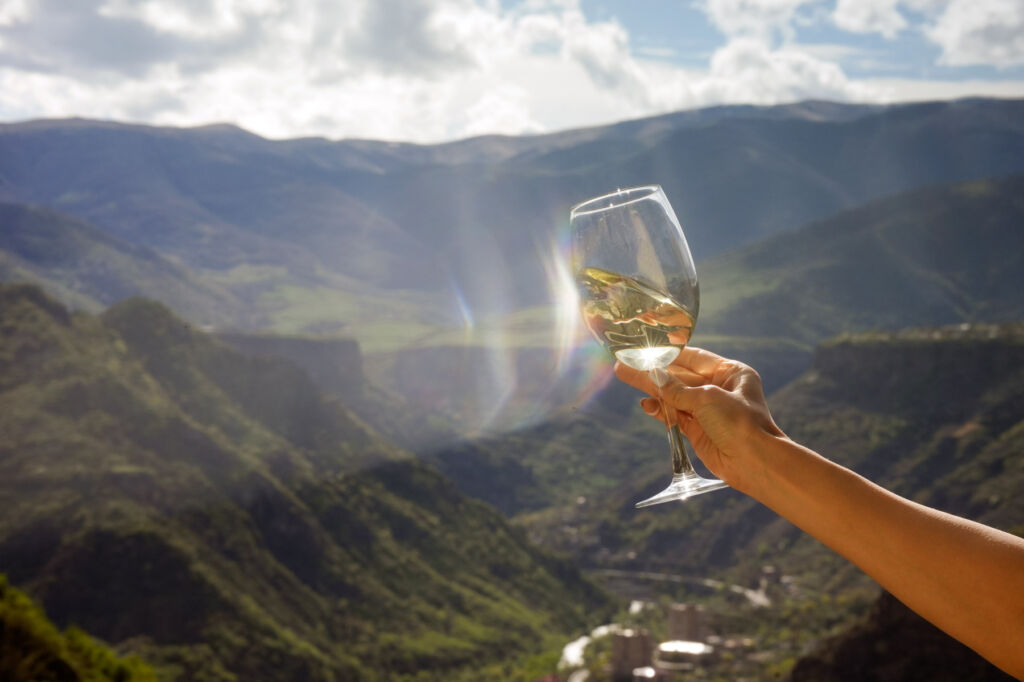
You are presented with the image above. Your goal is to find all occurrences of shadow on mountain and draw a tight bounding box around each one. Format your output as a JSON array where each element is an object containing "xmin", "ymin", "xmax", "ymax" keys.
[{"xmin": 790, "ymin": 591, "xmax": 1015, "ymax": 682}]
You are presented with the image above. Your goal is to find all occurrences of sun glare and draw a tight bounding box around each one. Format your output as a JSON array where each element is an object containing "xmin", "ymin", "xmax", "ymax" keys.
[
  {"xmin": 616, "ymin": 345, "xmax": 681, "ymax": 372},
  {"xmin": 539, "ymin": 238, "xmax": 581, "ymax": 382}
]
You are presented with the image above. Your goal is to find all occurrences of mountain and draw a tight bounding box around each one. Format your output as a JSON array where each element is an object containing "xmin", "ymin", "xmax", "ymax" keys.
[
  {"xmin": 698, "ymin": 175, "xmax": 1024, "ymax": 345},
  {"xmin": 533, "ymin": 323, "xmax": 1024, "ymax": 583},
  {"xmin": 0, "ymin": 119, "xmax": 446, "ymax": 289},
  {"xmin": 0, "ymin": 573, "xmax": 156, "ymax": 682},
  {"xmin": 420, "ymin": 172, "xmax": 1024, "ymax": 508},
  {"xmin": 0, "ymin": 200, "xmax": 246, "ymax": 327},
  {"xmin": 3, "ymin": 102, "xmax": 1022, "ymax": 444},
  {"xmin": 203, "ymin": 172, "xmax": 1024, "ymax": 444},
  {"xmin": 213, "ymin": 331, "xmax": 457, "ymax": 450},
  {"xmin": 0, "ymin": 284, "xmax": 610, "ymax": 681},
  {"xmin": 1, "ymin": 98, "xmax": 1023, "ymax": 330},
  {"xmin": 426, "ymin": 398, "xmax": 661, "ymax": 519}
]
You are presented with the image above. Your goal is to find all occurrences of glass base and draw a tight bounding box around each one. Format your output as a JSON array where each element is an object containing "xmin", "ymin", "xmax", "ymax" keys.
[{"xmin": 635, "ymin": 473, "xmax": 730, "ymax": 508}]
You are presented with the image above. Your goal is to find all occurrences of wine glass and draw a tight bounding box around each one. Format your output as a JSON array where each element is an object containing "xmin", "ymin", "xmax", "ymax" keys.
[{"xmin": 570, "ymin": 185, "xmax": 729, "ymax": 508}]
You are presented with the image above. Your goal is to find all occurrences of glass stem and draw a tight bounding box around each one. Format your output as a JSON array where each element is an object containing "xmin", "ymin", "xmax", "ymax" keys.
[{"xmin": 654, "ymin": 372, "xmax": 697, "ymax": 477}]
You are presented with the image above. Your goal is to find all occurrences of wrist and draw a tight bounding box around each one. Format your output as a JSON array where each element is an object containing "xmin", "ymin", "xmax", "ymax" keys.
[{"xmin": 730, "ymin": 428, "xmax": 799, "ymax": 501}]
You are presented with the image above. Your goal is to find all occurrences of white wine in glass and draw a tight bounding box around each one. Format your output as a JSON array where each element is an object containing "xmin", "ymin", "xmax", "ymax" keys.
[{"xmin": 570, "ymin": 185, "xmax": 729, "ymax": 508}]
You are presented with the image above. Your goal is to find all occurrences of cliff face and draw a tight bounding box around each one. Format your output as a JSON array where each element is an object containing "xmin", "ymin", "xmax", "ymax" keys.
[
  {"xmin": 809, "ymin": 324, "xmax": 1024, "ymax": 419},
  {"xmin": 215, "ymin": 332, "xmax": 365, "ymax": 399},
  {"xmin": 215, "ymin": 331, "xmax": 458, "ymax": 450},
  {"xmin": 774, "ymin": 323, "xmax": 1024, "ymax": 532}
]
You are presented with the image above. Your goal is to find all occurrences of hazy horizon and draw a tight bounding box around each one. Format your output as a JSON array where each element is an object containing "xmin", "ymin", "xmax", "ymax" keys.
[{"xmin": 4, "ymin": 94, "xmax": 1023, "ymax": 147}]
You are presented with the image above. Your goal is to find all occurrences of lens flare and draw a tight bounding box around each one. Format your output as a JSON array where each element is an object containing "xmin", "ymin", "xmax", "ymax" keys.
[
  {"xmin": 428, "ymin": 219, "xmax": 628, "ymax": 437},
  {"xmin": 569, "ymin": 342, "xmax": 617, "ymax": 409},
  {"xmin": 539, "ymin": 225, "xmax": 583, "ymax": 375},
  {"xmin": 535, "ymin": 224, "xmax": 617, "ymax": 414},
  {"xmin": 452, "ymin": 283, "xmax": 475, "ymax": 330}
]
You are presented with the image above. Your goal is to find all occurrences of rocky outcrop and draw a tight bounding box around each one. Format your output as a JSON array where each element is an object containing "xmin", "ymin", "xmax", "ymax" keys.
[{"xmin": 790, "ymin": 591, "xmax": 1015, "ymax": 682}]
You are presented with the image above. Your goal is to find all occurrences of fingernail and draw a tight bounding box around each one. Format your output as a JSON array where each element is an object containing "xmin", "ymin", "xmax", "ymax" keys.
[
  {"xmin": 650, "ymin": 368, "xmax": 672, "ymax": 387},
  {"xmin": 641, "ymin": 399, "xmax": 658, "ymax": 415}
]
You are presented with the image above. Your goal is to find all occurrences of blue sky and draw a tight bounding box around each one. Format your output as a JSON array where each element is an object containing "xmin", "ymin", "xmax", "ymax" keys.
[
  {"xmin": 584, "ymin": 0, "xmax": 1024, "ymax": 80},
  {"xmin": 582, "ymin": 0, "xmax": 732, "ymax": 67},
  {"xmin": 0, "ymin": 0, "xmax": 1021, "ymax": 142}
]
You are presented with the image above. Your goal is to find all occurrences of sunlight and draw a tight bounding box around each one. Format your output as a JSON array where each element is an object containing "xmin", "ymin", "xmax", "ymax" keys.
[
  {"xmin": 541, "ymin": 225, "xmax": 583, "ymax": 375},
  {"xmin": 616, "ymin": 345, "xmax": 681, "ymax": 372}
]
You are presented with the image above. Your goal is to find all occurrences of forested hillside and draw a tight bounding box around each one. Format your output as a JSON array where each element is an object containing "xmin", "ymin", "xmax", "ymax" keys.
[
  {"xmin": 0, "ymin": 574, "xmax": 155, "ymax": 682},
  {"xmin": 0, "ymin": 284, "xmax": 610, "ymax": 681}
]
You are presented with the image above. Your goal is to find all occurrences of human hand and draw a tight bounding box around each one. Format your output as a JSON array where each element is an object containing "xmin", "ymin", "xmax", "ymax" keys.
[{"xmin": 614, "ymin": 346, "xmax": 786, "ymax": 495}]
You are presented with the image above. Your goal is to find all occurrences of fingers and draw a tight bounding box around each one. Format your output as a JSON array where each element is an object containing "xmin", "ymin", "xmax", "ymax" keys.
[
  {"xmin": 641, "ymin": 398, "xmax": 690, "ymax": 433},
  {"xmin": 672, "ymin": 346, "xmax": 728, "ymax": 378},
  {"xmin": 615, "ymin": 361, "xmax": 712, "ymax": 415},
  {"xmin": 639, "ymin": 399, "xmax": 709, "ymax": 460},
  {"xmin": 640, "ymin": 397, "xmax": 664, "ymax": 422},
  {"xmin": 613, "ymin": 346, "xmax": 728, "ymax": 392},
  {"xmin": 614, "ymin": 361, "xmax": 707, "ymax": 396},
  {"xmin": 615, "ymin": 361, "xmax": 663, "ymax": 395},
  {"xmin": 676, "ymin": 412, "xmax": 707, "ymax": 451}
]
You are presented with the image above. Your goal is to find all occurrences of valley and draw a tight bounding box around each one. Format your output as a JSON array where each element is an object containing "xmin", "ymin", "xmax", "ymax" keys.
[{"xmin": 1, "ymin": 99, "xmax": 1023, "ymax": 680}]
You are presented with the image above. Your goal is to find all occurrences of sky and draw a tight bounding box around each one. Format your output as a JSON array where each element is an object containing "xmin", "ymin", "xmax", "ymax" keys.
[{"xmin": 0, "ymin": 0, "xmax": 1022, "ymax": 143}]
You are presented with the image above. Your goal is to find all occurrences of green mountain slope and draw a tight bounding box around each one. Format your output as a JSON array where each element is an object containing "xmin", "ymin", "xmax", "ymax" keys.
[
  {"xmin": 552, "ymin": 323, "xmax": 1024, "ymax": 585},
  {"xmin": 0, "ymin": 120, "xmax": 444, "ymax": 291},
  {"xmin": 2, "ymin": 99, "xmax": 1023, "ymax": 324},
  {"xmin": 0, "ymin": 201, "xmax": 245, "ymax": 327},
  {"xmin": 434, "ymin": 321, "xmax": 1024, "ymax": 595},
  {"xmin": 0, "ymin": 574, "xmax": 156, "ymax": 682},
  {"xmin": 698, "ymin": 175, "xmax": 1024, "ymax": 345},
  {"xmin": 0, "ymin": 284, "xmax": 610, "ymax": 681}
]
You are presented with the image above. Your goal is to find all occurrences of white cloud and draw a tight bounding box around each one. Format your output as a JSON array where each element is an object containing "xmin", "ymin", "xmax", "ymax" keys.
[
  {"xmin": 563, "ymin": 13, "xmax": 661, "ymax": 105},
  {"xmin": 927, "ymin": 0, "xmax": 1024, "ymax": 67},
  {"xmin": 0, "ymin": 0, "xmax": 680, "ymax": 140},
  {"xmin": 99, "ymin": 0, "xmax": 283, "ymax": 40},
  {"xmin": 700, "ymin": 0, "xmax": 821, "ymax": 42},
  {"xmin": 828, "ymin": 0, "xmax": 1024, "ymax": 67},
  {"xmin": 346, "ymin": 0, "xmax": 478, "ymax": 76},
  {"xmin": 867, "ymin": 76, "xmax": 1024, "ymax": 101},
  {"xmin": 0, "ymin": 0, "xmax": 1020, "ymax": 142},
  {"xmin": 460, "ymin": 85, "xmax": 544, "ymax": 137},
  {"xmin": 697, "ymin": 38, "xmax": 875, "ymax": 103},
  {"xmin": 833, "ymin": 0, "xmax": 906, "ymax": 38},
  {"xmin": 0, "ymin": 0, "xmax": 30, "ymax": 26}
]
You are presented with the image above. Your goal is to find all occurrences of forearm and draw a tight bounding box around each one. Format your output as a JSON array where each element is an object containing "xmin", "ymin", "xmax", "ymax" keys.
[{"xmin": 746, "ymin": 432, "xmax": 1024, "ymax": 679}]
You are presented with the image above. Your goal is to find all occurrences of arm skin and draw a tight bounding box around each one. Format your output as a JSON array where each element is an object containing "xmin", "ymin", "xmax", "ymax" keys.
[{"xmin": 616, "ymin": 347, "xmax": 1024, "ymax": 680}]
